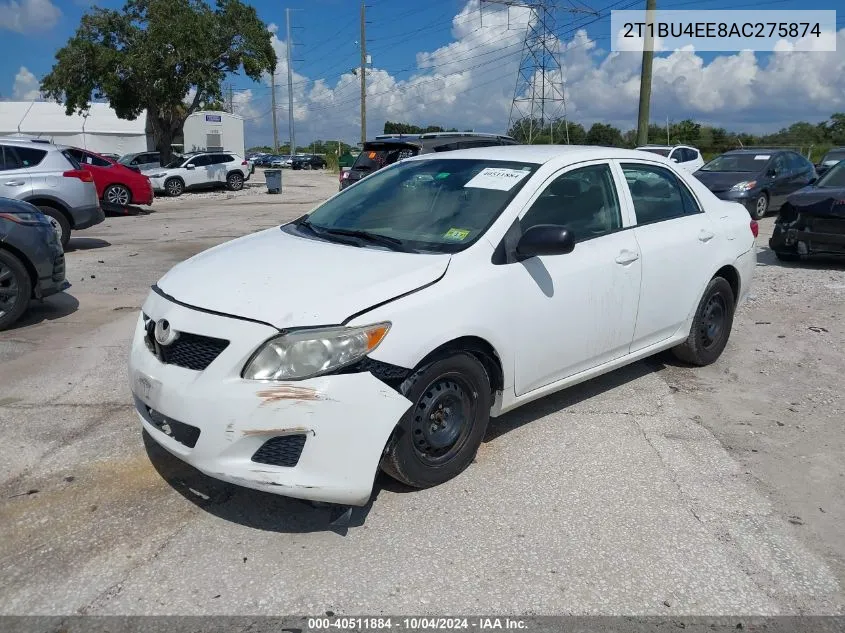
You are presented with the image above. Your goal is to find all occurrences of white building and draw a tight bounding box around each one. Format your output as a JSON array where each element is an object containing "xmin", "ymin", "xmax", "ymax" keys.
[
  {"xmin": 182, "ymin": 110, "xmax": 245, "ymax": 157},
  {"xmin": 0, "ymin": 101, "xmax": 149, "ymax": 155}
]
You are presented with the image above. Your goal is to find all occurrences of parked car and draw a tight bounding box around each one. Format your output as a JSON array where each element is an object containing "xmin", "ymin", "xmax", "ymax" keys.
[
  {"xmin": 144, "ymin": 152, "xmax": 251, "ymax": 197},
  {"xmin": 0, "ymin": 137, "xmax": 104, "ymax": 247},
  {"xmin": 635, "ymin": 145, "xmax": 704, "ymax": 173},
  {"xmin": 340, "ymin": 132, "xmax": 518, "ymax": 190},
  {"xmin": 769, "ymin": 159, "xmax": 845, "ymax": 261},
  {"xmin": 118, "ymin": 151, "xmax": 168, "ymax": 173},
  {"xmin": 814, "ymin": 147, "xmax": 845, "ymax": 178},
  {"xmin": 129, "ymin": 145, "xmax": 756, "ymax": 507},
  {"xmin": 291, "ymin": 154, "xmax": 327, "ymax": 170},
  {"xmin": 0, "ymin": 198, "xmax": 69, "ymax": 330},
  {"xmin": 693, "ymin": 149, "xmax": 817, "ymax": 220},
  {"xmin": 62, "ymin": 146, "xmax": 154, "ymax": 207},
  {"xmin": 270, "ymin": 155, "xmax": 289, "ymax": 168}
]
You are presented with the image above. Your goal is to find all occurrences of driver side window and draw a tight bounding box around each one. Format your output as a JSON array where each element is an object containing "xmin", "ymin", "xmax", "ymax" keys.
[
  {"xmin": 772, "ymin": 155, "xmax": 787, "ymax": 175},
  {"xmin": 521, "ymin": 164, "xmax": 622, "ymax": 242}
]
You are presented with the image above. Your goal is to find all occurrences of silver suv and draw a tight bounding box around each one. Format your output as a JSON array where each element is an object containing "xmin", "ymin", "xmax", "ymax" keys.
[{"xmin": 0, "ymin": 138, "xmax": 104, "ymax": 247}]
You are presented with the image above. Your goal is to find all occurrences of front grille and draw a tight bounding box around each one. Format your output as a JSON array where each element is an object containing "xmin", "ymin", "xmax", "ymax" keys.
[
  {"xmin": 251, "ymin": 435, "xmax": 307, "ymax": 467},
  {"xmin": 52, "ymin": 255, "xmax": 65, "ymax": 282},
  {"xmin": 135, "ymin": 396, "xmax": 200, "ymax": 448},
  {"xmin": 143, "ymin": 313, "xmax": 229, "ymax": 371}
]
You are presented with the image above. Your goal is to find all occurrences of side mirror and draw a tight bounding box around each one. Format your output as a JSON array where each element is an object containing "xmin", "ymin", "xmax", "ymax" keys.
[
  {"xmin": 670, "ymin": 157, "xmax": 679, "ymax": 163},
  {"xmin": 185, "ymin": 164, "xmax": 195, "ymax": 170},
  {"xmin": 516, "ymin": 225, "xmax": 575, "ymax": 258},
  {"xmin": 766, "ymin": 168, "xmax": 777, "ymax": 178},
  {"xmin": 808, "ymin": 176, "xmax": 817, "ymax": 185}
]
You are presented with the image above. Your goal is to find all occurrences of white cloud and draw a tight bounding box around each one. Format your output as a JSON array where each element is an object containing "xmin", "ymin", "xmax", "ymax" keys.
[
  {"xmin": 0, "ymin": 0, "xmax": 61, "ymax": 34},
  {"xmin": 213, "ymin": 1, "xmax": 845, "ymax": 145},
  {"xmin": 11, "ymin": 66, "xmax": 41, "ymax": 100}
]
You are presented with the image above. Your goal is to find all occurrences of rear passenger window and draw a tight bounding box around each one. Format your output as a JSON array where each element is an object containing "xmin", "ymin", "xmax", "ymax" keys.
[
  {"xmin": 0, "ymin": 146, "xmax": 22, "ymax": 171},
  {"xmin": 521, "ymin": 163, "xmax": 622, "ymax": 242},
  {"xmin": 622, "ymin": 163, "xmax": 701, "ymax": 224},
  {"xmin": 14, "ymin": 146, "xmax": 47, "ymax": 167}
]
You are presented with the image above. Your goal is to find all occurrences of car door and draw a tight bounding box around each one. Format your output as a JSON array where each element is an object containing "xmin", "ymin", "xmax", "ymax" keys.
[
  {"xmin": 618, "ymin": 160, "xmax": 718, "ymax": 352},
  {"xmin": 766, "ymin": 154, "xmax": 793, "ymax": 207},
  {"xmin": 786, "ymin": 152, "xmax": 813, "ymax": 192},
  {"xmin": 207, "ymin": 154, "xmax": 227, "ymax": 183},
  {"xmin": 0, "ymin": 145, "xmax": 31, "ymax": 200},
  {"xmin": 510, "ymin": 161, "xmax": 642, "ymax": 395},
  {"xmin": 183, "ymin": 155, "xmax": 213, "ymax": 187}
]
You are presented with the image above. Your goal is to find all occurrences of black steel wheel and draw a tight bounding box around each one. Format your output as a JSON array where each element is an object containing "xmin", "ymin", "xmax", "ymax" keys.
[
  {"xmin": 165, "ymin": 178, "xmax": 184, "ymax": 197},
  {"xmin": 381, "ymin": 353, "xmax": 491, "ymax": 488},
  {"xmin": 672, "ymin": 276, "xmax": 735, "ymax": 366},
  {"xmin": 0, "ymin": 249, "xmax": 30, "ymax": 331}
]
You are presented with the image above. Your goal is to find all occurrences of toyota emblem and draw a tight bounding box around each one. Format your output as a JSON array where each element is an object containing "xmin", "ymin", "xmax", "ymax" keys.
[{"xmin": 154, "ymin": 319, "xmax": 179, "ymax": 346}]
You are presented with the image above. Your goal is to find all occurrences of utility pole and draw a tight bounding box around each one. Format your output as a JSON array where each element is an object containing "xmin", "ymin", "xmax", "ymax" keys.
[
  {"xmin": 286, "ymin": 8, "xmax": 296, "ymax": 155},
  {"xmin": 666, "ymin": 116, "xmax": 670, "ymax": 145},
  {"xmin": 636, "ymin": 0, "xmax": 656, "ymax": 147},
  {"xmin": 360, "ymin": 1, "xmax": 367, "ymax": 144},
  {"xmin": 228, "ymin": 84, "xmax": 234, "ymax": 114},
  {"xmin": 271, "ymin": 69, "xmax": 279, "ymax": 153}
]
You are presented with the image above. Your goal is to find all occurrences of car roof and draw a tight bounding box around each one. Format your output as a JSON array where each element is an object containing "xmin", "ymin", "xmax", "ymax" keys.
[
  {"xmin": 0, "ymin": 137, "xmax": 57, "ymax": 148},
  {"xmin": 724, "ymin": 148, "xmax": 787, "ymax": 154},
  {"xmin": 401, "ymin": 144, "xmax": 683, "ymax": 165}
]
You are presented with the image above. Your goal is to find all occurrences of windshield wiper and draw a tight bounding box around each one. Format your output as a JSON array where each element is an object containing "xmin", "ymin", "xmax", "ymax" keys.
[{"xmin": 295, "ymin": 218, "xmax": 416, "ymax": 253}]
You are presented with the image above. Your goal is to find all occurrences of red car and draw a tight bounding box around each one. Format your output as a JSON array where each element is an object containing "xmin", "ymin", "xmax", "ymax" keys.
[{"xmin": 62, "ymin": 147, "xmax": 154, "ymax": 207}]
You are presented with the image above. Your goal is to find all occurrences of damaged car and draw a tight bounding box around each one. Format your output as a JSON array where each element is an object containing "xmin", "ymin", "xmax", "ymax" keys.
[
  {"xmin": 769, "ymin": 159, "xmax": 845, "ymax": 261},
  {"xmin": 129, "ymin": 146, "xmax": 756, "ymax": 507}
]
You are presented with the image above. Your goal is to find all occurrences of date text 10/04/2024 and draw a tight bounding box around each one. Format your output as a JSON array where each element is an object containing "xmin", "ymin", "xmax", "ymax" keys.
[{"xmin": 307, "ymin": 618, "xmax": 529, "ymax": 630}]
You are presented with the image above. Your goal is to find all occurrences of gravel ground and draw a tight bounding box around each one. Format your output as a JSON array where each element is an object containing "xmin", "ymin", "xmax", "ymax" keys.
[{"xmin": 0, "ymin": 169, "xmax": 843, "ymax": 616}]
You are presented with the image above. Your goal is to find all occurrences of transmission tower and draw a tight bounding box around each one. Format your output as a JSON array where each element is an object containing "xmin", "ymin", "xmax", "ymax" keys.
[{"xmin": 486, "ymin": 0, "xmax": 596, "ymax": 144}]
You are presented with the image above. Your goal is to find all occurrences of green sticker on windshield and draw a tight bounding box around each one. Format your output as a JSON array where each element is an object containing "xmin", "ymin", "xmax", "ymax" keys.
[
  {"xmin": 444, "ymin": 228, "xmax": 470, "ymax": 240},
  {"xmin": 436, "ymin": 172, "xmax": 450, "ymax": 179}
]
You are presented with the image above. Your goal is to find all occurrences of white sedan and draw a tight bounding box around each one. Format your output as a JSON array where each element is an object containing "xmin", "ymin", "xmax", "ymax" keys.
[{"xmin": 128, "ymin": 146, "xmax": 757, "ymax": 506}]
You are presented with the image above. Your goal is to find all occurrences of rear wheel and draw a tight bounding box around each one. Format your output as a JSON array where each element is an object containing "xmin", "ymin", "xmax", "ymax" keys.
[
  {"xmin": 38, "ymin": 206, "xmax": 71, "ymax": 248},
  {"xmin": 104, "ymin": 184, "xmax": 131, "ymax": 206},
  {"xmin": 0, "ymin": 250, "xmax": 30, "ymax": 331},
  {"xmin": 381, "ymin": 353, "xmax": 491, "ymax": 489},
  {"xmin": 226, "ymin": 172, "xmax": 244, "ymax": 191},
  {"xmin": 672, "ymin": 276, "xmax": 735, "ymax": 366}
]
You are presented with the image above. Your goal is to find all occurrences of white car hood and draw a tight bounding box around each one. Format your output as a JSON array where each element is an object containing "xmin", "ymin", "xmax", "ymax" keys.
[{"xmin": 156, "ymin": 227, "xmax": 451, "ymax": 329}]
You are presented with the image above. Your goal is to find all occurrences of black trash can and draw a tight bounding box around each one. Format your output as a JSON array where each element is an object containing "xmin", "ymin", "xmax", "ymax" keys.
[{"xmin": 265, "ymin": 169, "xmax": 282, "ymax": 194}]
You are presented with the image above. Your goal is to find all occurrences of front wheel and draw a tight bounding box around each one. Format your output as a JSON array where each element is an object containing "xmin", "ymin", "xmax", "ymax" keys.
[
  {"xmin": 380, "ymin": 353, "xmax": 491, "ymax": 489},
  {"xmin": 750, "ymin": 193, "xmax": 769, "ymax": 220},
  {"xmin": 0, "ymin": 249, "xmax": 31, "ymax": 331},
  {"xmin": 164, "ymin": 178, "xmax": 184, "ymax": 197},
  {"xmin": 672, "ymin": 276, "xmax": 736, "ymax": 366}
]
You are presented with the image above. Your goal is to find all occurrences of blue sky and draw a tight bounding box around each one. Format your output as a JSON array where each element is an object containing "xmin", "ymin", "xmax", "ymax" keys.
[{"xmin": 1, "ymin": 0, "xmax": 843, "ymax": 147}]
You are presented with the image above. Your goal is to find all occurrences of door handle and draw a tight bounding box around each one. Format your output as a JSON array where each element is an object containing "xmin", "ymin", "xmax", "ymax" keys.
[
  {"xmin": 698, "ymin": 230, "xmax": 715, "ymax": 242},
  {"xmin": 4, "ymin": 181, "xmax": 26, "ymax": 186},
  {"xmin": 615, "ymin": 250, "xmax": 639, "ymax": 265}
]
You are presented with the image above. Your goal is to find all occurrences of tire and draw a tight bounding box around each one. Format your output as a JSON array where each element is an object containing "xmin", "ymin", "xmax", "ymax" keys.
[
  {"xmin": 380, "ymin": 353, "xmax": 491, "ymax": 489},
  {"xmin": 775, "ymin": 251, "xmax": 800, "ymax": 262},
  {"xmin": 103, "ymin": 184, "xmax": 131, "ymax": 206},
  {"xmin": 38, "ymin": 206, "xmax": 71, "ymax": 249},
  {"xmin": 226, "ymin": 171, "xmax": 244, "ymax": 191},
  {"xmin": 164, "ymin": 178, "xmax": 184, "ymax": 197},
  {"xmin": 0, "ymin": 249, "xmax": 31, "ymax": 331},
  {"xmin": 672, "ymin": 276, "xmax": 736, "ymax": 366},
  {"xmin": 750, "ymin": 192, "xmax": 769, "ymax": 220}
]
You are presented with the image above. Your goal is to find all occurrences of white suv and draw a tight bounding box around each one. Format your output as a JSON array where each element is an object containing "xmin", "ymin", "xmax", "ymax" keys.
[
  {"xmin": 635, "ymin": 145, "xmax": 704, "ymax": 173},
  {"xmin": 144, "ymin": 151, "xmax": 251, "ymax": 197}
]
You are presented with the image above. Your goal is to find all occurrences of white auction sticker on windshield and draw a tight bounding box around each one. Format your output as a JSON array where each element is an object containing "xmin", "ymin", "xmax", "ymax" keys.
[
  {"xmin": 464, "ymin": 167, "xmax": 530, "ymax": 191},
  {"xmin": 754, "ymin": 154, "xmax": 771, "ymax": 160}
]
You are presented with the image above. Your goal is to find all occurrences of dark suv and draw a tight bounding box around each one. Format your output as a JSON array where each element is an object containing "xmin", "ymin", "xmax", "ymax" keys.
[
  {"xmin": 340, "ymin": 132, "xmax": 518, "ymax": 190},
  {"xmin": 291, "ymin": 154, "xmax": 327, "ymax": 170}
]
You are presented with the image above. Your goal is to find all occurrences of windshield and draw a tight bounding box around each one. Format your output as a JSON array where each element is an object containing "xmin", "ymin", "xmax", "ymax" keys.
[
  {"xmin": 638, "ymin": 148, "xmax": 671, "ymax": 157},
  {"xmin": 353, "ymin": 145, "xmax": 419, "ymax": 172},
  {"xmin": 164, "ymin": 157, "xmax": 186, "ymax": 168},
  {"xmin": 820, "ymin": 150, "xmax": 845, "ymax": 166},
  {"xmin": 816, "ymin": 161, "xmax": 845, "ymax": 188},
  {"xmin": 293, "ymin": 158, "xmax": 539, "ymax": 253},
  {"xmin": 700, "ymin": 153, "xmax": 770, "ymax": 172}
]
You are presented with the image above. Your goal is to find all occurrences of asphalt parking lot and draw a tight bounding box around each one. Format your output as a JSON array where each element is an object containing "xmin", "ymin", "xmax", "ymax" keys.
[{"xmin": 1, "ymin": 168, "xmax": 843, "ymax": 615}]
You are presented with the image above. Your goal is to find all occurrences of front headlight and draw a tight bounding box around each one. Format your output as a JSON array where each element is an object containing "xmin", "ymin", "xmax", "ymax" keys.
[
  {"xmin": 242, "ymin": 322, "xmax": 391, "ymax": 381},
  {"xmin": 730, "ymin": 180, "xmax": 757, "ymax": 192},
  {"xmin": 0, "ymin": 211, "xmax": 50, "ymax": 226},
  {"xmin": 148, "ymin": 173, "xmax": 167, "ymax": 179}
]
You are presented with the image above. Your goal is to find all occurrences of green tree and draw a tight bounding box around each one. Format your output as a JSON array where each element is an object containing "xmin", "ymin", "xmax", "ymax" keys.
[
  {"xmin": 40, "ymin": 0, "xmax": 276, "ymax": 164},
  {"xmin": 585, "ymin": 123, "xmax": 624, "ymax": 147}
]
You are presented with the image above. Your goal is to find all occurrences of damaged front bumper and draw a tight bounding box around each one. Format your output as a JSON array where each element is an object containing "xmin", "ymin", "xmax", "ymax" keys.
[
  {"xmin": 128, "ymin": 290, "xmax": 413, "ymax": 506},
  {"xmin": 770, "ymin": 214, "xmax": 845, "ymax": 257}
]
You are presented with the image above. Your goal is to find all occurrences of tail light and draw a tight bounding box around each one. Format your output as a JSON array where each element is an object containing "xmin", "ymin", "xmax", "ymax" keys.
[
  {"xmin": 242, "ymin": 160, "xmax": 248, "ymax": 165},
  {"xmin": 750, "ymin": 220, "xmax": 759, "ymax": 238},
  {"xmin": 63, "ymin": 169, "xmax": 93, "ymax": 183}
]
